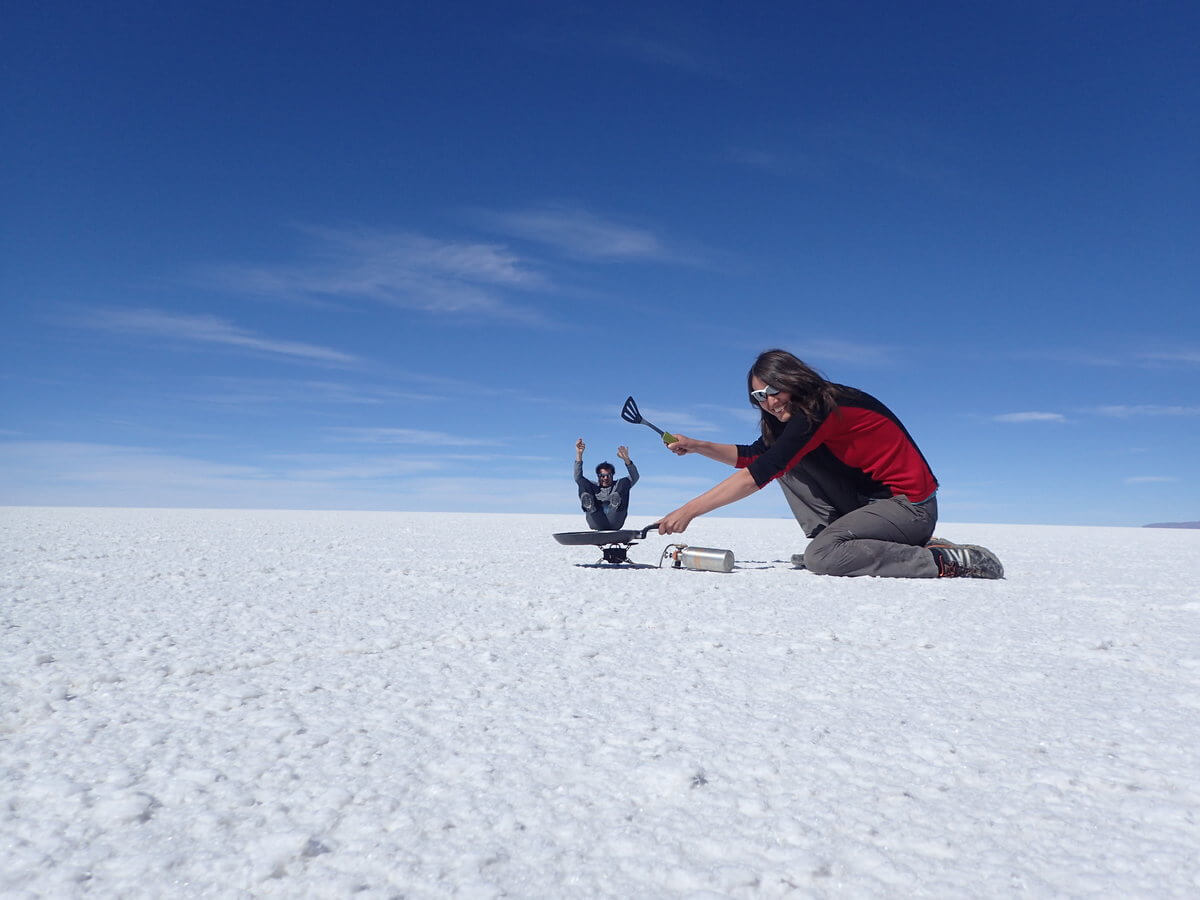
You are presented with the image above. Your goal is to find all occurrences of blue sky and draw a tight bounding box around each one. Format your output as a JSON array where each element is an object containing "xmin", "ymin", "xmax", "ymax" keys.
[{"xmin": 2, "ymin": 1, "xmax": 1197, "ymax": 527}]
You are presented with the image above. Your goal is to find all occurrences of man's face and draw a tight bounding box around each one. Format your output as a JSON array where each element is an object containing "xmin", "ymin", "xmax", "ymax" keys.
[{"xmin": 597, "ymin": 469, "xmax": 614, "ymax": 485}]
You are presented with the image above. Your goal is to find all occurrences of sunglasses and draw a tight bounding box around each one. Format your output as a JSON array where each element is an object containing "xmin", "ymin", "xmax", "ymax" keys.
[
  {"xmin": 597, "ymin": 471, "xmax": 614, "ymax": 479},
  {"xmin": 750, "ymin": 384, "xmax": 782, "ymax": 403}
]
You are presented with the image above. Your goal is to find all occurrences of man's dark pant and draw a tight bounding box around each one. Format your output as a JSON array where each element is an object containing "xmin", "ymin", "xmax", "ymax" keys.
[{"xmin": 581, "ymin": 491, "xmax": 629, "ymax": 530}]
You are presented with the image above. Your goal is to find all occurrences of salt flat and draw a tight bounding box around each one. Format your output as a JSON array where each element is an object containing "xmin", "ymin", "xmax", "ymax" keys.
[{"xmin": 3, "ymin": 507, "xmax": 1199, "ymax": 897}]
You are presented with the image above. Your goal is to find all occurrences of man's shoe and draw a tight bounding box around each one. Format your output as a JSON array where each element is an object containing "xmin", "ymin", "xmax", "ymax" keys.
[
  {"xmin": 580, "ymin": 493, "xmax": 596, "ymax": 512},
  {"xmin": 930, "ymin": 545, "xmax": 1004, "ymax": 579},
  {"xmin": 790, "ymin": 553, "xmax": 807, "ymax": 569}
]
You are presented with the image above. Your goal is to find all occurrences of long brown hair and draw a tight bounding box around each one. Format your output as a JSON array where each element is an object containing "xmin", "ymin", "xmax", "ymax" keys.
[{"xmin": 747, "ymin": 349, "xmax": 839, "ymax": 444}]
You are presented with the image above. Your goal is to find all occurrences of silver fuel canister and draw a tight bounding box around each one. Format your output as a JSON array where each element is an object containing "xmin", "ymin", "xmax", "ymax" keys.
[{"xmin": 670, "ymin": 545, "xmax": 734, "ymax": 573}]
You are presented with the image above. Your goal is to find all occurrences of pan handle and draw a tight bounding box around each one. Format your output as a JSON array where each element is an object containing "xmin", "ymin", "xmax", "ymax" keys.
[{"xmin": 638, "ymin": 522, "xmax": 662, "ymax": 539}]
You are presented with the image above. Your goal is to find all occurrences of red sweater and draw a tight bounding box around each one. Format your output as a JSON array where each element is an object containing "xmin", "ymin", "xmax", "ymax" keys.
[{"xmin": 735, "ymin": 385, "xmax": 938, "ymax": 503}]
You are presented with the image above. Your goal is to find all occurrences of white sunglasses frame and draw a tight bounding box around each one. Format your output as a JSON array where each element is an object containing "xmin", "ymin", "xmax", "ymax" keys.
[{"xmin": 750, "ymin": 384, "xmax": 782, "ymax": 403}]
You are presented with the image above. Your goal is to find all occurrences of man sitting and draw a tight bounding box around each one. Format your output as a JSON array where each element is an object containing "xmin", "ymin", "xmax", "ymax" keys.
[{"xmin": 574, "ymin": 438, "xmax": 639, "ymax": 530}]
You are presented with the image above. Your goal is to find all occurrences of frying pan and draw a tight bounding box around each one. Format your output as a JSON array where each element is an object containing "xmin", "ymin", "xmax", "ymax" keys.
[{"xmin": 553, "ymin": 522, "xmax": 661, "ymax": 546}]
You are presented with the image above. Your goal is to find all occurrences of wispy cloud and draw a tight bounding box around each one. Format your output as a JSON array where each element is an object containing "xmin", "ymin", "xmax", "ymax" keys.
[
  {"xmin": 1015, "ymin": 348, "xmax": 1123, "ymax": 367},
  {"xmin": 479, "ymin": 206, "xmax": 679, "ymax": 262},
  {"xmin": 628, "ymin": 407, "xmax": 724, "ymax": 435},
  {"xmin": 1018, "ymin": 346, "xmax": 1200, "ymax": 369},
  {"xmin": 1135, "ymin": 348, "xmax": 1200, "ymax": 366},
  {"xmin": 326, "ymin": 427, "xmax": 500, "ymax": 447},
  {"xmin": 211, "ymin": 227, "xmax": 553, "ymax": 325},
  {"xmin": 609, "ymin": 33, "xmax": 709, "ymax": 73},
  {"xmin": 798, "ymin": 115, "xmax": 965, "ymax": 192},
  {"xmin": 789, "ymin": 338, "xmax": 895, "ymax": 367},
  {"xmin": 1092, "ymin": 405, "xmax": 1200, "ymax": 418},
  {"xmin": 724, "ymin": 146, "xmax": 795, "ymax": 176},
  {"xmin": 0, "ymin": 441, "xmax": 451, "ymax": 509},
  {"xmin": 1124, "ymin": 475, "xmax": 1178, "ymax": 484},
  {"xmin": 192, "ymin": 377, "xmax": 441, "ymax": 408},
  {"xmin": 80, "ymin": 308, "xmax": 359, "ymax": 365},
  {"xmin": 276, "ymin": 457, "xmax": 446, "ymax": 481},
  {"xmin": 993, "ymin": 412, "xmax": 1068, "ymax": 423},
  {"xmin": 726, "ymin": 407, "xmax": 763, "ymax": 426},
  {"xmin": 0, "ymin": 441, "xmax": 266, "ymax": 491}
]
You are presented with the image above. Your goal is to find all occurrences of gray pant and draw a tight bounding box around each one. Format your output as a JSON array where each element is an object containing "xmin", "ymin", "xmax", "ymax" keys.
[{"xmin": 779, "ymin": 463, "xmax": 939, "ymax": 578}]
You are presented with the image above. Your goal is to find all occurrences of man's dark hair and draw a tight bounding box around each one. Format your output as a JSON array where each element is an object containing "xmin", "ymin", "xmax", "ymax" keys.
[{"xmin": 595, "ymin": 462, "xmax": 616, "ymax": 477}]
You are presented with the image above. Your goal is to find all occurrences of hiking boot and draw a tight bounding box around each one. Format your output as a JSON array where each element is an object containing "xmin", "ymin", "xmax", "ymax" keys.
[
  {"xmin": 925, "ymin": 536, "xmax": 960, "ymax": 549},
  {"xmin": 790, "ymin": 553, "xmax": 807, "ymax": 569},
  {"xmin": 580, "ymin": 493, "xmax": 596, "ymax": 512},
  {"xmin": 930, "ymin": 544, "xmax": 1004, "ymax": 579}
]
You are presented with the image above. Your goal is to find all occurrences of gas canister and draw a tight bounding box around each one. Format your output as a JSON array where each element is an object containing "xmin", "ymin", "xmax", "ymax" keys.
[{"xmin": 665, "ymin": 545, "xmax": 734, "ymax": 573}]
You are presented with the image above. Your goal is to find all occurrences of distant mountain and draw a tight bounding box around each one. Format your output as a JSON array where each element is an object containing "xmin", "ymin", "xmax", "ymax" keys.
[{"xmin": 1144, "ymin": 521, "xmax": 1200, "ymax": 529}]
